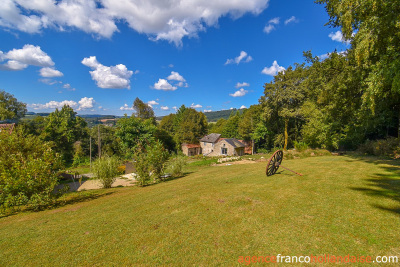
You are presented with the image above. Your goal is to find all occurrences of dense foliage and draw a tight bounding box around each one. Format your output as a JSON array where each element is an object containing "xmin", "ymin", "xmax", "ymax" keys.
[
  {"xmin": 0, "ymin": 90, "xmax": 27, "ymax": 121},
  {"xmin": 0, "ymin": 129, "xmax": 62, "ymax": 213}
]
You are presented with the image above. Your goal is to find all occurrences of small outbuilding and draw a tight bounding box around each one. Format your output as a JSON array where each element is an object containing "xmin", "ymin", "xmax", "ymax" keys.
[{"xmin": 181, "ymin": 143, "xmax": 202, "ymax": 156}]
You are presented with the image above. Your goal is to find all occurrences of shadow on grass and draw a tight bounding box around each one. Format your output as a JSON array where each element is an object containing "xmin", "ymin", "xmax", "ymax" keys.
[
  {"xmin": 347, "ymin": 154, "xmax": 400, "ymax": 216},
  {"xmin": 138, "ymin": 171, "xmax": 194, "ymax": 187},
  {"xmin": 1, "ymin": 190, "xmax": 114, "ymax": 218}
]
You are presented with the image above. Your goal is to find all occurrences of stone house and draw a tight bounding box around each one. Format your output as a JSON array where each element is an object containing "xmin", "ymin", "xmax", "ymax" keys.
[
  {"xmin": 200, "ymin": 133, "xmax": 245, "ymax": 156},
  {"xmin": 208, "ymin": 138, "xmax": 245, "ymax": 156},
  {"xmin": 181, "ymin": 143, "xmax": 202, "ymax": 156},
  {"xmin": 200, "ymin": 133, "xmax": 221, "ymax": 156}
]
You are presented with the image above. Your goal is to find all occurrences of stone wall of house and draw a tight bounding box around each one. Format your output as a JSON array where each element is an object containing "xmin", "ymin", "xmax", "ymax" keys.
[
  {"xmin": 207, "ymin": 140, "xmax": 242, "ymax": 157},
  {"xmin": 200, "ymin": 142, "xmax": 214, "ymax": 155}
]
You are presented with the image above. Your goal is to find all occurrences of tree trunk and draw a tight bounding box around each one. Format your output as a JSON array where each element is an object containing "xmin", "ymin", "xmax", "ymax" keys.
[{"xmin": 284, "ymin": 119, "xmax": 288, "ymax": 150}]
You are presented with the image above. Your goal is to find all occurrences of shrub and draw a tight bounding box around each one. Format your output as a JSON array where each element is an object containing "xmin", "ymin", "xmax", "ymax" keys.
[
  {"xmin": 165, "ymin": 154, "xmax": 187, "ymax": 177},
  {"xmin": 0, "ymin": 129, "xmax": 62, "ymax": 214},
  {"xmin": 293, "ymin": 141, "xmax": 309, "ymax": 152},
  {"xmin": 134, "ymin": 141, "xmax": 170, "ymax": 186},
  {"xmin": 134, "ymin": 152, "xmax": 151, "ymax": 186},
  {"xmin": 147, "ymin": 141, "xmax": 169, "ymax": 181},
  {"xmin": 358, "ymin": 137, "xmax": 400, "ymax": 158},
  {"xmin": 92, "ymin": 156, "xmax": 121, "ymax": 188}
]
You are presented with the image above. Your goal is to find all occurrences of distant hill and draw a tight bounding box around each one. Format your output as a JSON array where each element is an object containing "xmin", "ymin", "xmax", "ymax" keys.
[{"xmin": 156, "ymin": 108, "xmax": 245, "ymax": 122}]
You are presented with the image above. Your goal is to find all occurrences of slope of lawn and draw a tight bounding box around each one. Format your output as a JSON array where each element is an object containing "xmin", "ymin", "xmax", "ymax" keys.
[{"xmin": 0, "ymin": 155, "xmax": 399, "ymax": 265}]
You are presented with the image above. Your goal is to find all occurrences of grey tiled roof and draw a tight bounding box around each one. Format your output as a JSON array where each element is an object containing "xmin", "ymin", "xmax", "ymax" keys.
[
  {"xmin": 222, "ymin": 138, "xmax": 245, "ymax": 148},
  {"xmin": 200, "ymin": 133, "xmax": 221, "ymax": 143}
]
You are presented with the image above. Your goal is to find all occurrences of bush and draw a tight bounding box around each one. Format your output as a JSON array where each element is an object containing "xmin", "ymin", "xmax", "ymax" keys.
[
  {"xmin": 92, "ymin": 156, "xmax": 121, "ymax": 188},
  {"xmin": 134, "ymin": 152, "xmax": 151, "ymax": 186},
  {"xmin": 293, "ymin": 141, "xmax": 309, "ymax": 152},
  {"xmin": 134, "ymin": 141, "xmax": 170, "ymax": 186},
  {"xmin": 358, "ymin": 137, "xmax": 400, "ymax": 158},
  {"xmin": 165, "ymin": 154, "xmax": 187, "ymax": 177},
  {"xmin": 0, "ymin": 129, "xmax": 62, "ymax": 214}
]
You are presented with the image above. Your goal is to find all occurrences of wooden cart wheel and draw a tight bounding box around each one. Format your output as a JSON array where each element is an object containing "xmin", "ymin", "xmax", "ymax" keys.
[{"xmin": 266, "ymin": 150, "xmax": 283, "ymax": 176}]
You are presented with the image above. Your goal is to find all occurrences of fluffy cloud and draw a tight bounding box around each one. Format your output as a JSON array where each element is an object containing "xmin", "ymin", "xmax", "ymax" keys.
[
  {"xmin": 264, "ymin": 17, "xmax": 280, "ymax": 34},
  {"xmin": 329, "ymin": 31, "xmax": 350, "ymax": 44},
  {"xmin": 82, "ymin": 56, "xmax": 134, "ymax": 89},
  {"xmin": 191, "ymin": 103, "xmax": 202, "ymax": 109},
  {"xmin": 225, "ymin": 51, "xmax": 253, "ymax": 65},
  {"xmin": 203, "ymin": 109, "xmax": 212, "ymax": 113},
  {"xmin": 235, "ymin": 82, "xmax": 250, "ymax": 88},
  {"xmin": 153, "ymin": 78, "xmax": 177, "ymax": 91},
  {"xmin": 0, "ymin": 44, "xmax": 57, "ymax": 72},
  {"xmin": 230, "ymin": 88, "xmax": 248, "ymax": 97},
  {"xmin": 147, "ymin": 100, "xmax": 159, "ymax": 108},
  {"xmin": 240, "ymin": 105, "xmax": 247, "ymax": 109},
  {"xmin": 261, "ymin": 60, "xmax": 285, "ymax": 76},
  {"xmin": 39, "ymin": 78, "xmax": 61, "ymax": 85},
  {"xmin": 120, "ymin": 104, "xmax": 134, "ymax": 111},
  {"xmin": 160, "ymin": 106, "xmax": 169, "ymax": 111},
  {"xmin": 167, "ymin": 71, "xmax": 186, "ymax": 82},
  {"xmin": 77, "ymin": 97, "xmax": 95, "ymax": 110},
  {"xmin": 0, "ymin": 0, "xmax": 269, "ymax": 45},
  {"xmin": 40, "ymin": 67, "xmax": 63, "ymax": 77},
  {"xmin": 284, "ymin": 16, "xmax": 297, "ymax": 25},
  {"xmin": 29, "ymin": 97, "xmax": 96, "ymax": 110}
]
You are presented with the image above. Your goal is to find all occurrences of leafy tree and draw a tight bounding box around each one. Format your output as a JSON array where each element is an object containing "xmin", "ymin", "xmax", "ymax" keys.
[
  {"xmin": 238, "ymin": 105, "xmax": 262, "ymax": 141},
  {"xmin": 115, "ymin": 115, "xmax": 157, "ymax": 158},
  {"xmin": 0, "ymin": 128, "xmax": 62, "ymax": 213},
  {"xmin": 0, "ymin": 90, "xmax": 27, "ymax": 121},
  {"xmin": 92, "ymin": 156, "xmax": 121, "ymax": 188},
  {"xmin": 133, "ymin": 97, "xmax": 155, "ymax": 123},
  {"xmin": 318, "ymin": 0, "xmax": 400, "ymax": 137},
  {"xmin": 208, "ymin": 118, "xmax": 226, "ymax": 134},
  {"xmin": 43, "ymin": 105, "xmax": 87, "ymax": 164},
  {"xmin": 159, "ymin": 113, "xmax": 176, "ymax": 134},
  {"xmin": 260, "ymin": 64, "xmax": 307, "ymax": 149},
  {"xmin": 222, "ymin": 111, "xmax": 241, "ymax": 138},
  {"xmin": 174, "ymin": 108, "xmax": 207, "ymax": 147}
]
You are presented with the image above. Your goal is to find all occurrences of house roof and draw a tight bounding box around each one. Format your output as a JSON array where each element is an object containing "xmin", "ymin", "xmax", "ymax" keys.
[
  {"xmin": 200, "ymin": 133, "xmax": 221, "ymax": 143},
  {"xmin": 221, "ymin": 138, "xmax": 245, "ymax": 148},
  {"xmin": 182, "ymin": 143, "xmax": 201, "ymax": 149},
  {"xmin": 0, "ymin": 123, "xmax": 15, "ymax": 134}
]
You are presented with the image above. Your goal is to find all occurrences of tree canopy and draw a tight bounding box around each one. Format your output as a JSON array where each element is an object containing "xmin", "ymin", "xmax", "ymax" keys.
[{"xmin": 0, "ymin": 90, "xmax": 27, "ymax": 121}]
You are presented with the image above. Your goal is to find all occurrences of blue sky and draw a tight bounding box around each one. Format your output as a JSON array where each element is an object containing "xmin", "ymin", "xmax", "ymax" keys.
[{"xmin": 0, "ymin": 0, "xmax": 349, "ymax": 116}]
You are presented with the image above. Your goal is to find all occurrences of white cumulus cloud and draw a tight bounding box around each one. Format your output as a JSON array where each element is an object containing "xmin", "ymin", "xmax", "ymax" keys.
[
  {"xmin": 235, "ymin": 82, "xmax": 250, "ymax": 88},
  {"xmin": 153, "ymin": 78, "xmax": 177, "ymax": 91},
  {"xmin": 0, "ymin": 0, "xmax": 269, "ymax": 46},
  {"xmin": 29, "ymin": 97, "xmax": 96, "ymax": 110},
  {"xmin": 261, "ymin": 60, "xmax": 285, "ymax": 76},
  {"xmin": 191, "ymin": 103, "xmax": 202, "ymax": 109},
  {"xmin": 167, "ymin": 71, "xmax": 186, "ymax": 82},
  {"xmin": 147, "ymin": 100, "xmax": 159, "ymax": 108},
  {"xmin": 203, "ymin": 109, "xmax": 212, "ymax": 112},
  {"xmin": 77, "ymin": 97, "xmax": 95, "ymax": 110},
  {"xmin": 161, "ymin": 106, "xmax": 169, "ymax": 111},
  {"xmin": 82, "ymin": 56, "xmax": 134, "ymax": 89},
  {"xmin": 240, "ymin": 105, "xmax": 247, "ymax": 109},
  {"xmin": 120, "ymin": 104, "xmax": 134, "ymax": 111},
  {"xmin": 329, "ymin": 30, "xmax": 350, "ymax": 44},
  {"xmin": 225, "ymin": 51, "xmax": 253, "ymax": 65},
  {"xmin": 40, "ymin": 67, "xmax": 63, "ymax": 77},
  {"xmin": 230, "ymin": 88, "xmax": 248, "ymax": 97},
  {"xmin": 0, "ymin": 44, "xmax": 58, "ymax": 72}
]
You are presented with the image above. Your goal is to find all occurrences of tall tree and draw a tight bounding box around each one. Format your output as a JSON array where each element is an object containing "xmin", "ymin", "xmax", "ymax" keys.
[
  {"xmin": 318, "ymin": 0, "xmax": 400, "ymax": 137},
  {"xmin": 43, "ymin": 105, "xmax": 87, "ymax": 164},
  {"xmin": 260, "ymin": 64, "xmax": 307, "ymax": 149},
  {"xmin": 174, "ymin": 108, "xmax": 207, "ymax": 147},
  {"xmin": 133, "ymin": 97, "xmax": 155, "ymax": 123},
  {"xmin": 0, "ymin": 90, "xmax": 27, "ymax": 121}
]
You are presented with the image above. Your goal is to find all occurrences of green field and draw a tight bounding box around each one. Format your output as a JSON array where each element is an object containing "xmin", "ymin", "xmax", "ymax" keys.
[{"xmin": 0, "ymin": 155, "xmax": 399, "ymax": 265}]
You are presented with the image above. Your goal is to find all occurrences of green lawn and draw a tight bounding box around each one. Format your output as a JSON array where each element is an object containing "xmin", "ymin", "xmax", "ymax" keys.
[{"xmin": 1, "ymin": 155, "xmax": 399, "ymax": 265}]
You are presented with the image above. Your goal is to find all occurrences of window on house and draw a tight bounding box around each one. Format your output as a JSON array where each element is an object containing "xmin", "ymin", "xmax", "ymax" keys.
[{"xmin": 221, "ymin": 147, "xmax": 227, "ymax": 155}]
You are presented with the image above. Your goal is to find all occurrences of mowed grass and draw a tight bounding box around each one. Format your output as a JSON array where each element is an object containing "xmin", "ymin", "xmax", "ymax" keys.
[{"xmin": 1, "ymin": 155, "xmax": 399, "ymax": 265}]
